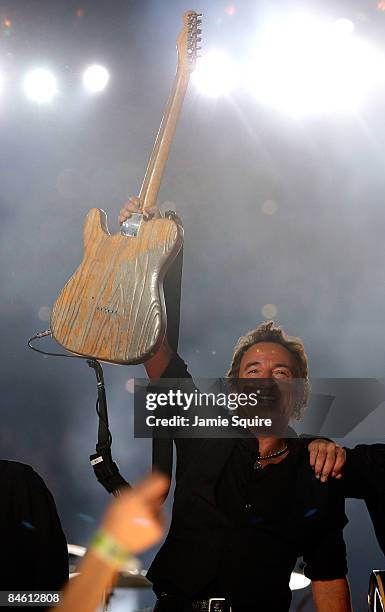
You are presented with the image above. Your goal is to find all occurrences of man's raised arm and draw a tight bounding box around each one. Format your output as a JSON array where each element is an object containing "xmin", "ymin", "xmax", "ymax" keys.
[{"xmin": 144, "ymin": 338, "xmax": 174, "ymax": 380}]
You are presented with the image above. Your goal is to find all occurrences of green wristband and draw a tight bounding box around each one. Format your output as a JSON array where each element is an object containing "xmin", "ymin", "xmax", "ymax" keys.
[{"xmin": 90, "ymin": 529, "xmax": 134, "ymax": 569}]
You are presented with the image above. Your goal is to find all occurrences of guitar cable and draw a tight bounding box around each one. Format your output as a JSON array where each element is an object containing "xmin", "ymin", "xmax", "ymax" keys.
[{"xmin": 27, "ymin": 330, "xmax": 129, "ymax": 495}]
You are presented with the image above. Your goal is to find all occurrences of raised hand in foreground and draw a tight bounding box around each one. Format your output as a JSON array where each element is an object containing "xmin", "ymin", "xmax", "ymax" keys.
[{"xmin": 54, "ymin": 473, "xmax": 169, "ymax": 612}]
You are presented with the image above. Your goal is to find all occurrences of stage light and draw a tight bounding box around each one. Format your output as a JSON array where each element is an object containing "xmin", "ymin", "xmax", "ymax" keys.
[
  {"xmin": 23, "ymin": 69, "xmax": 58, "ymax": 103},
  {"xmin": 333, "ymin": 17, "xmax": 355, "ymax": 34},
  {"xmin": 67, "ymin": 544, "xmax": 86, "ymax": 558},
  {"xmin": 192, "ymin": 50, "xmax": 237, "ymax": 97},
  {"xmin": 289, "ymin": 560, "xmax": 311, "ymax": 590},
  {"xmin": 248, "ymin": 14, "xmax": 385, "ymax": 115},
  {"xmin": 289, "ymin": 571, "xmax": 311, "ymax": 590},
  {"xmin": 82, "ymin": 65, "xmax": 110, "ymax": 93}
]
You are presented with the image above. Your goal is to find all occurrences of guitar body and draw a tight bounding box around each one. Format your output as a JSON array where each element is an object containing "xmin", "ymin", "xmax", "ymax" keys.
[{"xmin": 50, "ymin": 208, "xmax": 183, "ymax": 364}]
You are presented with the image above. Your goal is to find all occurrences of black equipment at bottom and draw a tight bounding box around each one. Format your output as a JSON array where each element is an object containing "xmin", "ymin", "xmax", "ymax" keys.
[{"xmin": 154, "ymin": 595, "xmax": 232, "ymax": 612}]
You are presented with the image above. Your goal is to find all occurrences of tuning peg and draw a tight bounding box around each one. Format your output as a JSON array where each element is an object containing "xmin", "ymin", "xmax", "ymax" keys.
[
  {"xmin": 196, "ymin": 29, "xmax": 202, "ymax": 34},
  {"xmin": 197, "ymin": 37, "xmax": 202, "ymax": 42}
]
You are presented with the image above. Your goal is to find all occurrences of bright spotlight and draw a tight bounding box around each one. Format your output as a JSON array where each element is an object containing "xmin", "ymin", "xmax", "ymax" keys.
[
  {"xmin": 333, "ymin": 17, "xmax": 355, "ymax": 34},
  {"xmin": 192, "ymin": 50, "xmax": 237, "ymax": 97},
  {"xmin": 248, "ymin": 14, "xmax": 385, "ymax": 115},
  {"xmin": 23, "ymin": 69, "xmax": 58, "ymax": 103},
  {"xmin": 83, "ymin": 65, "xmax": 110, "ymax": 93}
]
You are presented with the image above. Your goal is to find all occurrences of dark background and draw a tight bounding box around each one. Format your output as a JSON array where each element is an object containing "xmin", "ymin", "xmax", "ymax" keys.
[{"xmin": 0, "ymin": 0, "xmax": 384, "ymax": 609}]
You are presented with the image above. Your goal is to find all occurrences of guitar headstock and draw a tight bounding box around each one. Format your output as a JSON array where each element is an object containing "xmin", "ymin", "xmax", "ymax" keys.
[{"xmin": 176, "ymin": 10, "xmax": 202, "ymax": 72}]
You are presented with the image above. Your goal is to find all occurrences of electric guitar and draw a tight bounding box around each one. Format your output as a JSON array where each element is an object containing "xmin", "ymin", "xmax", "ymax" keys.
[{"xmin": 50, "ymin": 10, "xmax": 201, "ymax": 364}]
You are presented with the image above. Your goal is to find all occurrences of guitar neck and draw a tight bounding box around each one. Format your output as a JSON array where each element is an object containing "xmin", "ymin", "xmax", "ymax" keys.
[{"xmin": 139, "ymin": 66, "xmax": 191, "ymax": 214}]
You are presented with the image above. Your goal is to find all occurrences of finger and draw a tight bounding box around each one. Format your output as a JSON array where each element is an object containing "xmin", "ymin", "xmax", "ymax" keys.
[
  {"xmin": 308, "ymin": 445, "xmax": 318, "ymax": 468},
  {"xmin": 320, "ymin": 450, "xmax": 336, "ymax": 482},
  {"xmin": 124, "ymin": 200, "xmax": 141, "ymax": 213},
  {"xmin": 118, "ymin": 198, "xmax": 142, "ymax": 224},
  {"xmin": 143, "ymin": 206, "xmax": 161, "ymax": 220},
  {"xmin": 129, "ymin": 196, "xmax": 140, "ymax": 207},
  {"xmin": 331, "ymin": 448, "xmax": 346, "ymax": 477},
  {"xmin": 120, "ymin": 197, "xmax": 140, "ymax": 212},
  {"xmin": 122, "ymin": 197, "xmax": 140, "ymax": 211},
  {"xmin": 118, "ymin": 208, "xmax": 132, "ymax": 224},
  {"xmin": 133, "ymin": 473, "xmax": 170, "ymax": 505},
  {"xmin": 314, "ymin": 448, "xmax": 327, "ymax": 478}
]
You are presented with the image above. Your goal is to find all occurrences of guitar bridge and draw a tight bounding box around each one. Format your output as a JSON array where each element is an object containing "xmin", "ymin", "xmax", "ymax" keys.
[{"xmin": 120, "ymin": 212, "xmax": 142, "ymax": 237}]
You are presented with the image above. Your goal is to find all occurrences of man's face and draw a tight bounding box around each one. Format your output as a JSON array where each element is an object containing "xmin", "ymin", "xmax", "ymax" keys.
[
  {"xmin": 239, "ymin": 342, "xmax": 296, "ymax": 380},
  {"xmin": 237, "ymin": 342, "xmax": 298, "ymax": 428}
]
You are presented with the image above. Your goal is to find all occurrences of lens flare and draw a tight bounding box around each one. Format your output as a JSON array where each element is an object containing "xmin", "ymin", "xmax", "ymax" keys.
[
  {"xmin": 192, "ymin": 50, "xmax": 237, "ymax": 97},
  {"xmin": 23, "ymin": 69, "xmax": 58, "ymax": 103},
  {"xmin": 248, "ymin": 14, "xmax": 385, "ymax": 115},
  {"xmin": 82, "ymin": 65, "xmax": 110, "ymax": 93}
]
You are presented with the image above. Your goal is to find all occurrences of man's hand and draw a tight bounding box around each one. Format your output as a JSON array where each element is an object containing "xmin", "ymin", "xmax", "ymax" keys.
[
  {"xmin": 118, "ymin": 196, "xmax": 161, "ymax": 224},
  {"xmin": 308, "ymin": 440, "xmax": 346, "ymax": 483}
]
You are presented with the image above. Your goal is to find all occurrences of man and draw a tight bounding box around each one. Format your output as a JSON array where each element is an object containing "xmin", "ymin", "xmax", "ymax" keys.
[
  {"xmin": 146, "ymin": 325, "xmax": 351, "ymax": 612},
  {"xmin": 119, "ymin": 199, "xmax": 351, "ymax": 612}
]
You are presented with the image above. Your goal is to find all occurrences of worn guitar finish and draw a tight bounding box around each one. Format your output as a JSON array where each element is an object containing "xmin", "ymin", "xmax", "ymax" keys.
[
  {"xmin": 50, "ymin": 11, "xmax": 200, "ymax": 363},
  {"xmin": 51, "ymin": 208, "xmax": 182, "ymax": 363}
]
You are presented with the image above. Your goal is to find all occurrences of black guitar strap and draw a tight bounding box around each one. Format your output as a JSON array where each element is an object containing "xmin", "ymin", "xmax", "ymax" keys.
[{"xmin": 88, "ymin": 359, "xmax": 130, "ymax": 495}]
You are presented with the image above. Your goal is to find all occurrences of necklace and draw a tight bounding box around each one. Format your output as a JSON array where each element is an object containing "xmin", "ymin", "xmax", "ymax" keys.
[{"xmin": 253, "ymin": 444, "xmax": 289, "ymax": 471}]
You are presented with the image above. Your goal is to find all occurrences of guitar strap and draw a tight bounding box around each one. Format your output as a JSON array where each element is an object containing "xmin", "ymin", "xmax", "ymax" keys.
[{"xmin": 88, "ymin": 359, "xmax": 130, "ymax": 494}]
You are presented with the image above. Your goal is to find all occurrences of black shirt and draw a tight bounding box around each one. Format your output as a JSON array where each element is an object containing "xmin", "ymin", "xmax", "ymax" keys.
[
  {"xmin": 212, "ymin": 436, "xmax": 347, "ymax": 608},
  {"xmin": 342, "ymin": 444, "xmax": 385, "ymax": 555},
  {"xmin": 0, "ymin": 461, "xmax": 69, "ymax": 611},
  {"xmin": 148, "ymin": 354, "xmax": 348, "ymax": 610}
]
